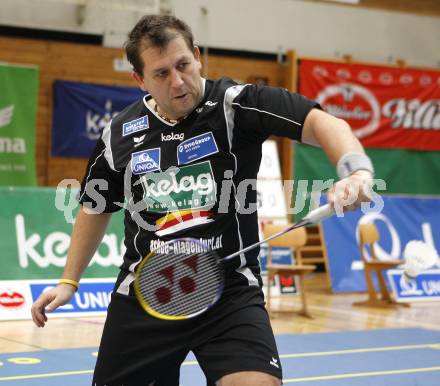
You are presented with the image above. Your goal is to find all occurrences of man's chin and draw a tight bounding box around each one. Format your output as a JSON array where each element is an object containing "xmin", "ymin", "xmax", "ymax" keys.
[{"xmin": 174, "ymin": 104, "xmax": 196, "ymax": 118}]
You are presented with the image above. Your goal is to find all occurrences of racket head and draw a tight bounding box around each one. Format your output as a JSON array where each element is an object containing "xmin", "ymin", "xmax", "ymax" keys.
[{"xmin": 134, "ymin": 238, "xmax": 224, "ymax": 320}]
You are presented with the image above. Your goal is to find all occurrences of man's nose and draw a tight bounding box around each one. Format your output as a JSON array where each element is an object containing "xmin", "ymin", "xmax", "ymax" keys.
[{"xmin": 170, "ymin": 69, "xmax": 184, "ymax": 88}]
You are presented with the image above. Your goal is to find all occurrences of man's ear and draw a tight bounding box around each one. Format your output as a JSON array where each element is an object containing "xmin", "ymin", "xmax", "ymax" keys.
[
  {"xmin": 194, "ymin": 46, "xmax": 201, "ymax": 60},
  {"xmin": 132, "ymin": 71, "xmax": 146, "ymax": 91},
  {"xmin": 193, "ymin": 46, "xmax": 202, "ymax": 70}
]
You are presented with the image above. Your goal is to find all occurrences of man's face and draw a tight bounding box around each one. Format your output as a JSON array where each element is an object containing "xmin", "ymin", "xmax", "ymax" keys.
[{"xmin": 133, "ymin": 35, "xmax": 203, "ymax": 120}]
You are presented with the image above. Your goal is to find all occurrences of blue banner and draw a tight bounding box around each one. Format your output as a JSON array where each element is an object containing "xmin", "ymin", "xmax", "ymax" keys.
[
  {"xmin": 51, "ymin": 80, "xmax": 145, "ymax": 158},
  {"xmin": 387, "ymin": 269, "xmax": 440, "ymax": 302},
  {"xmin": 30, "ymin": 279, "xmax": 115, "ymax": 314},
  {"xmin": 322, "ymin": 196, "xmax": 440, "ymax": 293},
  {"xmin": 259, "ymin": 246, "xmax": 293, "ymax": 273}
]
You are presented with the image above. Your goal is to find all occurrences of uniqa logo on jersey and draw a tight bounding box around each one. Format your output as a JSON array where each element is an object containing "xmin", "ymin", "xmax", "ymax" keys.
[
  {"xmin": 140, "ymin": 161, "xmax": 217, "ymax": 213},
  {"xmin": 316, "ymin": 83, "xmax": 381, "ymax": 139},
  {"xmin": 131, "ymin": 148, "xmax": 161, "ymax": 175}
]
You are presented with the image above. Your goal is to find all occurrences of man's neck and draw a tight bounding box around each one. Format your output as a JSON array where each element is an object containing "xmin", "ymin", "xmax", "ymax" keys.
[{"xmin": 154, "ymin": 103, "xmax": 182, "ymax": 124}]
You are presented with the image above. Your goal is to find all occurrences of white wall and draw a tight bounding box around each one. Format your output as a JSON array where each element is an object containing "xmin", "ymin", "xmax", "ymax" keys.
[
  {"xmin": 0, "ymin": 0, "xmax": 439, "ymax": 68},
  {"xmin": 174, "ymin": 0, "xmax": 440, "ymax": 68}
]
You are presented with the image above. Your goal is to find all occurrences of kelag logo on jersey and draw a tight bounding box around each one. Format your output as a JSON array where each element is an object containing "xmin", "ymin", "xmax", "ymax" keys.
[
  {"xmin": 140, "ymin": 161, "xmax": 217, "ymax": 213},
  {"xmin": 131, "ymin": 148, "xmax": 161, "ymax": 175},
  {"xmin": 177, "ymin": 132, "xmax": 218, "ymax": 165},
  {"xmin": 123, "ymin": 115, "xmax": 149, "ymax": 136}
]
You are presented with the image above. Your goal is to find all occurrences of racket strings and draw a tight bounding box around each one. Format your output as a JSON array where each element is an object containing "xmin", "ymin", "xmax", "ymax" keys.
[
  {"xmin": 136, "ymin": 250, "xmax": 223, "ymax": 317},
  {"xmin": 139, "ymin": 257, "xmax": 221, "ymax": 316}
]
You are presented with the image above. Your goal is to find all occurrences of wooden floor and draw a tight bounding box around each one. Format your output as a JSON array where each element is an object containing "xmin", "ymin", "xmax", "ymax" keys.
[{"xmin": 1, "ymin": 273, "xmax": 439, "ymax": 353}]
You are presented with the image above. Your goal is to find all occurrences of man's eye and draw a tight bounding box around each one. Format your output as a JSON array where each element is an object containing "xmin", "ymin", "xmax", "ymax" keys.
[{"xmin": 178, "ymin": 62, "xmax": 189, "ymax": 70}]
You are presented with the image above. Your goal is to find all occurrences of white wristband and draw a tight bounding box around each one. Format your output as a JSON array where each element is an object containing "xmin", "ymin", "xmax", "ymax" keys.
[{"xmin": 336, "ymin": 152, "xmax": 374, "ymax": 179}]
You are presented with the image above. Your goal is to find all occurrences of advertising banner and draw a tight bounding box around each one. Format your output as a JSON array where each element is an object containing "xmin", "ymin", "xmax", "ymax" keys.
[
  {"xmin": 0, "ymin": 278, "xmax": 116, "ymax": 321},
  {"xmin": 257, "ymin": 140, "xmax": 282, "ymax": 179},
  {"xmin": 0, "ymin": 187, "xmax": 124, "ymax": 281},
  {"xmin": 299, "ymin": 59, "xmax": 440, "ymax": 151},
  {"xmin": 51, "ymin": 80, "xmax": 145, "ymax": 158},
  {"xmin": 294, "ymin": 144, "xmax": 440, "ymax": 196},
  {"xmin": 0, "ymin": 280, "xmax": 33, "ymax": 321},
  {"xmin": 0, "ymin": 64, "xmax": 38, "ymax": 185},
  {"xmin": 321, "ymin": 196, "xmax": 440, "ymax": 294},
  {"xmin": 257, "ymin": 180, "xmax": 290, "ymax": 219},
  {"xmin": 30, "ymin": 278, "xmax": 115, "ymax": 316},
  {"xmin": 387, "ymin": 269, "xmax": 440, "ymax": 302},
  {"xmin": 292, "ymin": 143, "xmax": 440, "ymax": 221}
]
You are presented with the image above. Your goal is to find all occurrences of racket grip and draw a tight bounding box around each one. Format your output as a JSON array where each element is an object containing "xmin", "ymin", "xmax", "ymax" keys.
[{"xmin": 303, "ymin": 204, "xmax": 335, "ymax": 224}]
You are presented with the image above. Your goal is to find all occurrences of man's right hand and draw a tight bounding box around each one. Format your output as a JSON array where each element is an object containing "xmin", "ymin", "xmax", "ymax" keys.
[{"xmin": 31, "ymin": 284, "xmax": 76, "ymax": 327}]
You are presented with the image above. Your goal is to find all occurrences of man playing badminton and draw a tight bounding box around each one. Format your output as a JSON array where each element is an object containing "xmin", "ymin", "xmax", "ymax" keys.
[{"xmin": 32, "ymin": 15, "xmax": 374, "ymax": 386}]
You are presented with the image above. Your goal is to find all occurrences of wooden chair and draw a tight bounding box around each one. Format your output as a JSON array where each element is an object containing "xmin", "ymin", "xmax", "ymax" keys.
[
  {"xmin": 263, "ymin": 224, "xmax": 316, "ymax": 318},
  {"xmin": 353, "ymin": 223, "xmax": 409, "ymax": 308}
]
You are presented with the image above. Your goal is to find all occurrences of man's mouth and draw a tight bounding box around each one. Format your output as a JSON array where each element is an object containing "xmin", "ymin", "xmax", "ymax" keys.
[{"xmin": 174, "ymin": 93, "xmax": 187, "ymax": 100}]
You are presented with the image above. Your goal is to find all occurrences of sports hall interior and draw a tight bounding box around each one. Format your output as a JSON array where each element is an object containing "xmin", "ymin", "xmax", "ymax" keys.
[{"xmin": 0, "ymin": 1, "xmax": 439, "ymax": 385}]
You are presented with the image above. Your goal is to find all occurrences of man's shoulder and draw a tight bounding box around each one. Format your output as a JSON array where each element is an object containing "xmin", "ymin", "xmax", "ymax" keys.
[{"xmin": 206, "ymin": 77, "xmax": 242, "ymax": 95}]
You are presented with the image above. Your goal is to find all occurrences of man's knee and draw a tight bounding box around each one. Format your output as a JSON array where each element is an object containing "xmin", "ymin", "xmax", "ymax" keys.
[{"xmin": 216, "ymin": 371, "xmax": 281, "ymax": 386}]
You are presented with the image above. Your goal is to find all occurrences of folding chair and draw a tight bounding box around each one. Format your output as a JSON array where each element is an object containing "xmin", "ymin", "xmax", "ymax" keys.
[
  {"xmin": 263, "ymin": 224, "xmax": 316, "ymax": 318},
  {"xmin": 353, "ymin": 223, "xmax": 409, "ymax": 308}
]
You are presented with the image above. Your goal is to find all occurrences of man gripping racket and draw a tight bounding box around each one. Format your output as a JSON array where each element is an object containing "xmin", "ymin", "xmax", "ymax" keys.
[{"xmin": 31, "ymin": 15, "xmax": 374, "ymax": 386}]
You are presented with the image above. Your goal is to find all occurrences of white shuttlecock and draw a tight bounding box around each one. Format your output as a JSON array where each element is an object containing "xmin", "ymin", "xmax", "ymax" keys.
[{"xmin": 402, "ymin": 240, "xmax": 438, "ymax": 282}]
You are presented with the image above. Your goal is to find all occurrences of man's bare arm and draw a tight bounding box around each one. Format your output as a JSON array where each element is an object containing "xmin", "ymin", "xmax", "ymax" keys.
[
  {"xmin": 31, "ymin": 206, "xmax": 112, "ymax": 327},
  {"xmin": 302, "ymin": 108, "xmax": 373, "ymax": 211}
]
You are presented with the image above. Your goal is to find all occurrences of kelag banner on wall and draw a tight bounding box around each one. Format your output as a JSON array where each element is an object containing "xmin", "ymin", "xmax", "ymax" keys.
[
  {"xmin": 299, "ymin": 59, "xmax": 440, "ymax": 151},
  {"xmin": 52, "ymin": 80, "xmax": 145, "ymax": 158},
  {"xmin": 0, "ymin": 187, "xmax": 124, "ymax": 280},
  {"xmin": 321, "ymin": 196, "xmax": 440, "ymax": 293},
  {"xmin": 0, "ymin": 64, "xmax": 38, "ymax": 185}
]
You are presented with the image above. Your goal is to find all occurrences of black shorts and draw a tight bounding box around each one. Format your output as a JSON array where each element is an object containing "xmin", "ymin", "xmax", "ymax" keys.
[{"xmin": 93, "ymin": 284, "xmax": 282, "ymax": 386}]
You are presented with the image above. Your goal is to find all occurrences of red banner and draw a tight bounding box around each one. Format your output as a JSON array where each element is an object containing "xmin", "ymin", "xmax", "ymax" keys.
[{"xmin": 299, "ymin": 59, "xmax": 440, "ymax": 151}]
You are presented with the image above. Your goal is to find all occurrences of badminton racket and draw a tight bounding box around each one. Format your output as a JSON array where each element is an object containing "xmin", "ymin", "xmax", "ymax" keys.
[{"xmin": 134, "ymin": 204, "xmax": 335, "ymax": 320}]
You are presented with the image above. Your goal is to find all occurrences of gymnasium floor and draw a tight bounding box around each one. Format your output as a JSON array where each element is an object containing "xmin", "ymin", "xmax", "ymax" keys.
[
  {"xmin": 1, "ymin": 328, "xmax": 440, "ymax": 385},
  {"xmin": 1, "ymin": 273, "xmax": 440, "ymax": 385}
]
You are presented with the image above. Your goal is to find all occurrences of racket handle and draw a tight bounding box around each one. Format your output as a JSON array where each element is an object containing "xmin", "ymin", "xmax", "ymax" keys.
[
  {"xmin": 225, "ymin": 204, "xmax": 335, "ymax": 262},
  {"xmin": 303, "ymin": 204, "xmax": 335, "ymax": 224}
]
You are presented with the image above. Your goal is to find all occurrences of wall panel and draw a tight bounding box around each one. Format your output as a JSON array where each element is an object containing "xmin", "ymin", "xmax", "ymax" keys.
[{"xmin": 0, "ymin": 36, "xmax": 285, "ymax": 186}]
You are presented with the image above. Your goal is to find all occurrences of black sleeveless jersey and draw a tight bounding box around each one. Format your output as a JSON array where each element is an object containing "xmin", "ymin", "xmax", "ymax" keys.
[{"xmin": 78, "ymin": 77, "xmax": 319, "ymax": 295}]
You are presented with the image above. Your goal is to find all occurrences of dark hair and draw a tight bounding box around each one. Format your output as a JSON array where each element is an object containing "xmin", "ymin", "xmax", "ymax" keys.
[{"xmin": 125, "ymin": 15, "xmax": 195, "ymax": 75}]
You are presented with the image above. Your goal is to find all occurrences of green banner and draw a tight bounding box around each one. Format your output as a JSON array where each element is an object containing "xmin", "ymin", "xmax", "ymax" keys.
[
  {"xmin": 0, "ymin": 187, "xmax": 124, "ymax": 280},
  {"xmin": 293, "ymin": 143, "xmax": 440, "ymax": 219},
  {"xmin": 0, "ymin": 64, "xmax": 39, "ymax": 186}
]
